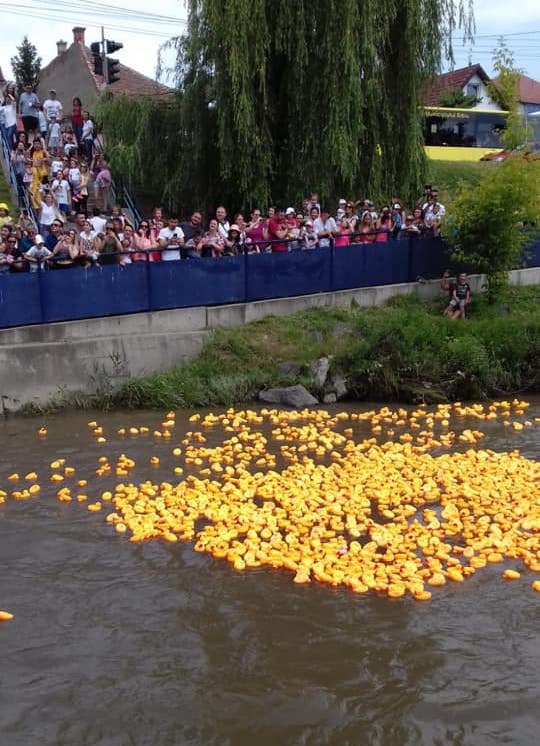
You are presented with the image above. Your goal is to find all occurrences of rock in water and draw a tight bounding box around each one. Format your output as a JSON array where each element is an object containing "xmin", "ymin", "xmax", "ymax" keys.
[
  {"xmin": 331, "ymin": 374, "xmax": 348, "ymax": 400},
  {"xmin": 323, "ymin": 393, "xmax": 337, "ymax": 404},
  {"xmin": 258, "ymin": 385, "xmax": 318, "ymax": 408},
  {"xmin": 310, "ymin": 357, "xmax": 330, "ymax": 388}
]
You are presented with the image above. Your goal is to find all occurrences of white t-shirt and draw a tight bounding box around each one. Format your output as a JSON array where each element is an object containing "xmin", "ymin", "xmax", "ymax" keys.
[
  {"xmin": 38, "ymin": 111, "xmax": 48, "ymax": 133},
  {"xmin": 69, "ymin": 167, "xmax": 81, "ymax": 187},
  {"xmin": 49, "ymin": 122, "xmax": 61, "ymax": 139},
  {"xmin": 40, "ymin": 202, "xmax": 57, "ymax": 226},
  {"xmin": 313, "ymin": 217, "xmax": 337, "ymax": 247},
  {"xmin": 2, "ymin": 102, "xmax": 17, "ymax": 128},
  {"xmin": 51, "ymin": 159, "xmax": 63, "ymax": 175},
  {"xmin": 90, "ymin": 215, "xmax": 107, "ymax": 234},
  {"xmin": 217, "ymin": 220, "xmax": 230, "ymax": 240},
  {"xmin": 26, "ymin": 244, "xmax": 52, "ymax": 270},
  {"xmin": 158, "ymin": 226, "xmax": 184, "ymax": 261},
  {"xmin": 43, "ymin": 99, "xmax": 62, "ymax": 121},
  {"xmin": 52, "ymin": 178, "xmax": 70, "ymax": 204},
  {"xmin": 82, "ymin": 119, "xmax": 94, "ymax": 140}
]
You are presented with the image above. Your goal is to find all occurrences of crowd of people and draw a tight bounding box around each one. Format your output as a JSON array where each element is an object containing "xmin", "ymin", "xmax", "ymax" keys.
[
  {"xmin": 0, "ymin": 191, "xmax": 446, "ymax": 273},
  {"xmin": 1, "ymin": 83, "xmax": 447, "ymax": 273}
]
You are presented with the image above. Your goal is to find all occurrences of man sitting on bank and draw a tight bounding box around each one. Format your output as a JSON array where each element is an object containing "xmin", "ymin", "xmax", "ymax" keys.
[{"xmin": 444, "ymin": 272, "xmax": 472, "ymax": 320}]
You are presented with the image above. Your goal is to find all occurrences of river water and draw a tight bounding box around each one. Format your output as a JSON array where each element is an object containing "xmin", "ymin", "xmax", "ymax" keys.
[{"xmin": 1, "ymin": 402, "xmax": 539, "ymax": 746}]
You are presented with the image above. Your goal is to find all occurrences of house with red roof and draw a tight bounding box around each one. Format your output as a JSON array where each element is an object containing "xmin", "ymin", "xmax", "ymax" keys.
[
  {"xmin": 423, "ymin": 64, "xmax": 501, "ymax": 111},
  {"xmin": 37, "ymin": 27, "xmax": 173, "ymax": 115}
]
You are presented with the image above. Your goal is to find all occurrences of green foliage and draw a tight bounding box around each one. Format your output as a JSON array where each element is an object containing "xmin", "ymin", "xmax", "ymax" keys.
[
  {"xmin": 105, "ymin": 288, "xmax": 540, "ymax": 410},
  {"xmin": 10, "ymin": 36, "xmax": 41, "ymax": 93},
  {"xmin": 487, "ymin": 40, "xmax": 528, "ymax": 151},
  {"xmin": 447, "ymin": 156, "xmax": 540, "ymax": 302},
  {"xmin": 438, "ymin": 86, "xmax": 479, "ymax": 108},
  {"xmin": 97, "ymin": 1, "xmax": 473, "ymax": 214}
]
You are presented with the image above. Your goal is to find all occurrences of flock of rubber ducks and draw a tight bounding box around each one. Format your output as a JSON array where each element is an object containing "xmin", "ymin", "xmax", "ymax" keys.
[{"xmin": 1, "ymin": 400, "xmax": 540, "ymax": 620}]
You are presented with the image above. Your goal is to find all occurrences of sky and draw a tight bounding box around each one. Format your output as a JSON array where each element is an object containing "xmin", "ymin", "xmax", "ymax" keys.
[{"xmin": 1, "ymin": 0, "xmax": 540, "ymax": 87}]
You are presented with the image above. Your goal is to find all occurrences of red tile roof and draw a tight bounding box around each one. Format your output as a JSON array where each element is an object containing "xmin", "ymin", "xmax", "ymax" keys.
[
  {"xmin": 81, "ymin": 46, "xmax": 173, "ymax": 100},
  {"xmin": 495, "ymin": 74, "xmax": 540, "ymax": 106},
  {"xmin": 423, "ymin": 64, "xmax": 490, "ymax": 106}
]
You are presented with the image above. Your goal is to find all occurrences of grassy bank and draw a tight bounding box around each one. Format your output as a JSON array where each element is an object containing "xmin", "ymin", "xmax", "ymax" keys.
[
  {"xmin": 93, "ymin": 285, "xmax": 540, "ymax": 411},
  {"xmin": 428, "ymin": 161, "xmax": 491, "ymax": 204}
]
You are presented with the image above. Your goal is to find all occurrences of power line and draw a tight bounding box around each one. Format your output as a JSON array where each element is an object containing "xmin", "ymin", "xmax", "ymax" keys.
[
  {"xmin": 0, "ymin": 5, "xmax": 179, "ymax": 37},
  {"xmin": 30, "ymin": 0, "xmax": 186, "ymax": 25}
]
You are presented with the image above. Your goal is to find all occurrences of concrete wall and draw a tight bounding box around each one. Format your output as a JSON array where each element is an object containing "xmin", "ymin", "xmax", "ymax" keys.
[{"xmin": 1, "ymin": 267, "xmax": 538, "ymax": 411}]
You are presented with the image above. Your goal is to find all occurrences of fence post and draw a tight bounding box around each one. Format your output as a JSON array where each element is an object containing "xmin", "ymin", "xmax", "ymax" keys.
[
  {"xmin": 36, "ymin": 262, "xmax": 46, "ymax": 323},
  {"xmin": 243, "ymin": 242, "xmax": 249, "ymax": 302},
  {"xmin": 145, "ymin": 257, "xmax": 152, "ymax": 312},
  {"xmin": 407, "ymin": 236, "xmax": 414, "ymax": 283},
  {"xmin": 329, "ymin": 238, "xmax": 334, "ymax": 292}
]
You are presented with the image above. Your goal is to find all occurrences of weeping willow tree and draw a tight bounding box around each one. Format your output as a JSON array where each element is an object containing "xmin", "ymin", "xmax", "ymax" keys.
[
  {"xmin": 177, "ymin": 0, "xmax": 474, "ymax": 209},
  {"xmin": 98, "ymin": 0, "xmax": 473, "ymax": 213}
]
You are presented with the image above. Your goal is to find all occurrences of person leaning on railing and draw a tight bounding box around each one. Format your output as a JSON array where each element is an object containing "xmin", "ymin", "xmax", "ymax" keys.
[
  {"xmin": 98, "ymin": 223, "xmax": 123, "ymax": 266},
  {"xmin": 50, "ymin": 228, "xmax": 80, "ymax": 269}
]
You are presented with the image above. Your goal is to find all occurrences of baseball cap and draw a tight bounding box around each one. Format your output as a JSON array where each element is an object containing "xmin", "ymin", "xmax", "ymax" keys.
[
  {"xmin": 35, "ymin": 234, "xmax": 45, "ymax": 244},
  {"xmin": 285, "ymin": 207, "xmax": 295, "ymax": 215}
]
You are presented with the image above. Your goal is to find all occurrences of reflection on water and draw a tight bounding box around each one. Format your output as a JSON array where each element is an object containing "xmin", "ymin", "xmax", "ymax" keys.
[{"xmin": 1, "ymin": 403, "xmax": 539, "ymax": 746}]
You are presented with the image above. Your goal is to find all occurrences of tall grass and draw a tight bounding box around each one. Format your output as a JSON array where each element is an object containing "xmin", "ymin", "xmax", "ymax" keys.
[{"xmin": 108, "ymin": 286, "xmax": 540, "ymax": 409}]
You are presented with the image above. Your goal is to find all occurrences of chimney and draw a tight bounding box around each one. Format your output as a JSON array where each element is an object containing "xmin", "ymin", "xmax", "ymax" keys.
[
  {"xmin": 72, "ymin": 27, "xmax": 86, "ymax": 44},
  {"xmin": 56, "ymin": 39, "xmax": 67, "ymax": 56}
]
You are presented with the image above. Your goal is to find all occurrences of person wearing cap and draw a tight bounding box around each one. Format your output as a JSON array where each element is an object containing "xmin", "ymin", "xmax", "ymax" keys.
[
  {"xmin": 336, "ymin": 199, "xmax": 347, "ymax": 220},
  {"xmin": 313, "ymin": 207, "xmax": 338, "ymax": 248},
  {"xmin": 302, "ymin": 221, "xmax": 318, "ymax": 250},
  {"xmin": 224, "ymin": 224, "xmax": 242, "ymax": 256},
  {"xmin": 43, "ymin": 90, "xmax": 63, "ymax": 124},
  {"xmin": 0, "ymin": 202, "xmax": 13, "ymax": 228},
  {"xmin": 24, "ymin": 233, "xmax": 52, "ymax": 272}
]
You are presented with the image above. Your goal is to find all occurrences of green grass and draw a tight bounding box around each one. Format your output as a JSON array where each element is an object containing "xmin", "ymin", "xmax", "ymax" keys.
[
  {"xmin": 98, "ymin": 286, "xmax": 540, "ymax": 411},
  {"xmin": 427, "ymin": 161, "xmax": 493, "ymax": 205}
]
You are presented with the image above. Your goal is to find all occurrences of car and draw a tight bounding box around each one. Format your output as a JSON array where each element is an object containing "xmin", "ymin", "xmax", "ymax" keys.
[{"xmin": 480, "ymin": 143, "xmax": 540, "ymax": 162}]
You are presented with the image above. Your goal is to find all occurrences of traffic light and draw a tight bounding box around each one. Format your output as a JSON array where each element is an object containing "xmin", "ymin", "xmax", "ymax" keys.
[
  {"xmin": 106, "ymin": 40, "xmax": 123, "ymax": 54},
  {"xmin": 90, "ymin": 41, "xmax": 103, "ymax": 76},
  {"xmin": 107, "ymin": 58, "xmax": 121, "ymax": 85}
]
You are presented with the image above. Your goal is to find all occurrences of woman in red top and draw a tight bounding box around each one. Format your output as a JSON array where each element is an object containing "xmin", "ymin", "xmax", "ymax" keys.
[
  {"xmin": 71, "ymin": 97, "xmax": 84, "ymax": 145},
  {"xmin": 357, "ymin": 213, "xmax": 375, "ymax": 243},
  {"xmin": 334, "ymin": 217, "xmax": 351, "ymax": 247}
]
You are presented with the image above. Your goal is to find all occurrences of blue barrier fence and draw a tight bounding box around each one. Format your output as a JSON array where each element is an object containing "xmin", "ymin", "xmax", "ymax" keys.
[{"xmin": 1, "ymin": 235, "xmax": 539, "ymax": 329}]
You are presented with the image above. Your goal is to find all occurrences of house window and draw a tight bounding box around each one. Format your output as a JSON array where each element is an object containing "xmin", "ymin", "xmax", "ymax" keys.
[{"xmin": 466, "ymin": 84, "xmax": 479, "ymax": 98}]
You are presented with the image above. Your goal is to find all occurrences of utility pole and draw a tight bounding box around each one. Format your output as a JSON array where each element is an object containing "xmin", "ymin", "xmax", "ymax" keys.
[{"xmin": 101, "ymin": 26, "xmax": 108, "ymax": 84}]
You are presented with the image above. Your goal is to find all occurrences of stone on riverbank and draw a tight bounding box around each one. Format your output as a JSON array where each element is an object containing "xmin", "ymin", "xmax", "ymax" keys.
[
  {"xmin": 310, "ymin": 357, "xmax": 330, "ymax": 388},
  {"xmin": 258, "ymin": 385, "xmax": 319, "ymax": 408}
]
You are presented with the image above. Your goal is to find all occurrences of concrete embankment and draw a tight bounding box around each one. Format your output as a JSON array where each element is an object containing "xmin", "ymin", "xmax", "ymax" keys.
[{"xmin": 1, "ymin": 267, "xmax": 539, "ymax": 410}]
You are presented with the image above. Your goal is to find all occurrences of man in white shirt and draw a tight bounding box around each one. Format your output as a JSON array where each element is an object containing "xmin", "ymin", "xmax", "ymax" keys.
[
  {"xmin": 215, "ymin": 206, "xmax": 230, "ymax": 240},
  {"xmin": 89, "ymin": 207, "xmax": 107, "ymax": 235},
  {"xmin": 158, "ymin": 217, "xmax": 184, "ymax": 261},
  {"xmin": 313, "ymin": 207, "xmax": 338, "ymax": 248},
  {"xmin": 422, "ymin": 188, "xmax": 446, "ymax": 219},
  {"xmin": 24, "ymin": 234, "xmax": 52, "ymax": 271},
  {"xmin": 51, "ymin": 172, "xmax": 71, "ymax": 215},
  {"xmin": 43, "ymin": 90, "xmax": 63, "ymax": 123},
  {"xmin": 81, "ymin": 111, "xmax": 94, "ymax": 160}
]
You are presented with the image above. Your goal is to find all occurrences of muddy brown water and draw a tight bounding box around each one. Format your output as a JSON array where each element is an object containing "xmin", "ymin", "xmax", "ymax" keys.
[{"xmin": 1, "ymin": 402, "xmax": 539, "ymax": 746}]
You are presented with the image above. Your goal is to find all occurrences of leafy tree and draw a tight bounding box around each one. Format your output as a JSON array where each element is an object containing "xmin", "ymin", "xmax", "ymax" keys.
[
  {"xmin": 488, "ymin": 40, "xmax": 528, "ymax": 151},
  {"xmin": 438, "ymin": 86, "xmax": 479, "ymax": 108},
  {"xmin": 10, "ymin": 36, "xmax": 41, "ymax": 93},
  {"xmin": 448, "ymin": 156, "xmax": 540, "ymax": 303},
  {"xmin": 98, "ymin": 1, "xmax": 473, "ymax": 214}
]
